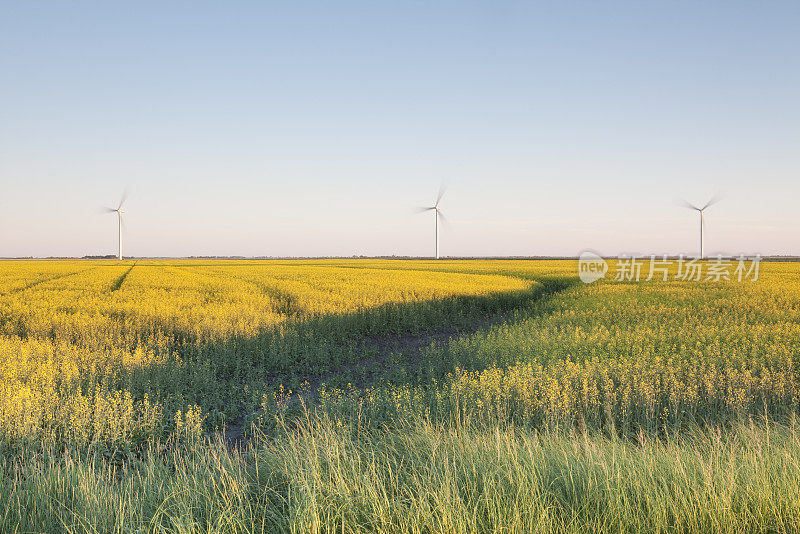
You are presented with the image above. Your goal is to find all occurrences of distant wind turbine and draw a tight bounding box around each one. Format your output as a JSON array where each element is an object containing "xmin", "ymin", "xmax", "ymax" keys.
[
  {"xmin": 104, "ymin": 192, "xmax": 127, "ymax": 260},
  {"xmin": 680, "ymin": 195, "xmax": 721, "ymax": 259},
  {"xmin": 417, "ymin": 186, "xmax": 447, "ymax": 259}
]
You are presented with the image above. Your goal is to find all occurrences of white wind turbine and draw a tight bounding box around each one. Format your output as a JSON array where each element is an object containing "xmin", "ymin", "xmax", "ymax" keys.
[
  {"xmin": 417, "ymin": 186, "xmax": 447, "ymax": 259},
  {"xmin": 104, "ymin": 192, "xmax": 127, "ymax": 260},
  {"xmin": 680, "ymin": 195, "xmax": 721, "ymax": 259}
]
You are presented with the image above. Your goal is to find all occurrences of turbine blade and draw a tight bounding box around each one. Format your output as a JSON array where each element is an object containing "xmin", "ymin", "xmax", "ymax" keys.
[
  {"xmin": 677, "ymin": 198, "xmax": 701, "ymax": 211},
  {"xmin": 118, "ymin": 190, "xmax": 128, "ymax": 210},
  {"xmin": 102, "ymin": 206, "xmax": 117, "ymax": 213},
  {"xmin": 702, "ymin": 193, "xmax": 723, "ymax": 211},
  {"xmin": 416, "ymin": 206, "xmax": 436, "ymax": 213},
  {"xmin": 435, "ymin": 184, "xmax": 447, "ymax": 206},
  {"xmin": 437, "ymin": 209, "xmax": 449, "ymax": 225}
]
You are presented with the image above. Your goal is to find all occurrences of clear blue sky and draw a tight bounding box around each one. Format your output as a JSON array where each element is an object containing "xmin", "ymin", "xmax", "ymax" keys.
[{"xmin": 1, "ymin": 1, "xmax": 798, "ymax": 257}]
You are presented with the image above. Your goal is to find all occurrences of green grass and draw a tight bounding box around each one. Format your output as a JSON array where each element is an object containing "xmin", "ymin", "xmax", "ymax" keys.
[{"xmin": 4, "ymin": 417, "xmax": 800, "ymax": 533}]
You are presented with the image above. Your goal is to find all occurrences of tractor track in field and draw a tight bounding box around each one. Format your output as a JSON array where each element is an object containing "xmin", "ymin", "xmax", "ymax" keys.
[
  {"xmin": 110, "ymin": 261, "xmax": 137, "ymax": 292},
  {"xmin": 220, "ymin": 278, "xmax": 575, "ymax": 449},
  {"xmin": 305, "ymin": 279, "xmax": 573, "ymax": 394},
  {"xmin": 221, "ymin": 315, "xmax": 505, "ymax": 449}
]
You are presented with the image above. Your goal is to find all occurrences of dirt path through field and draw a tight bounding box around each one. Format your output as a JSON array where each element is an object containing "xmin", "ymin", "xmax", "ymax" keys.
[{"xmin": 221, "ymin": 277, "xmax": 575, "ymax": 448}]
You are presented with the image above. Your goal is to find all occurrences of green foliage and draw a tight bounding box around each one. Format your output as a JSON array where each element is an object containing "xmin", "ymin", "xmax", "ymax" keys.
[{"xmin": 3, "ymin": 418, "xmax": 800, "ymax": 533}]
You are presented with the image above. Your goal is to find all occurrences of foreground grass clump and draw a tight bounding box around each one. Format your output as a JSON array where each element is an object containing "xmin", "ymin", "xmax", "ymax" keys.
[{"xmin": 3, "ymin": 418, "xmax": 800, "ymax": 533}]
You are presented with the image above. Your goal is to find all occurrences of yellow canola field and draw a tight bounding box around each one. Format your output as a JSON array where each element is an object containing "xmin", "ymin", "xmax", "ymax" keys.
[
  {"xmin": 0, "ymin": 260, "xmax": 531, "ymax": 445},
  {"xmin": 1, "ymin": 261, "xmax": 529, "ymax": 345}
]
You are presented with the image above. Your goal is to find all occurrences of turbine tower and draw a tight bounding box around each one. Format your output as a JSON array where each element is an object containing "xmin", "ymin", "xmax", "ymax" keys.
[
  {"xmin": 104, "ymin": 192, "xmax": 127, "ymax": 260},
  {"xmin": 418, "ymin": 186, "xmax": 446, "ymax": 259},
  {"xmin": 681, "ymin": 196, "xmax": 720, "ymax": 259}
]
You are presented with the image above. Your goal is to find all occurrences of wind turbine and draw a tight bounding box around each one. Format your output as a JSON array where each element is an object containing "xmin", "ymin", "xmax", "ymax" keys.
[
  {"xmin": 680, "ymin": 195, "xmax": 720, "ymax": 259},
  {"xmin": 104, "ymin": 192, "xmax": 127, "ymax": 260},
  {"xmin": 417, "ymin": 186, "xmax": 446, "ymax": 259}
]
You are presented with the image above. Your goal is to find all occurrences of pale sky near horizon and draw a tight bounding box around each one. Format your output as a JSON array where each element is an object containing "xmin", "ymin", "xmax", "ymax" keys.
[{"xmin": 1, "ymin": 1, "xmax": 798, "ymax": 258}]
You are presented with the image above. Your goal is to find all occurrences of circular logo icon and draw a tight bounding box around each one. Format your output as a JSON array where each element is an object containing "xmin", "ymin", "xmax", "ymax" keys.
[{"xmin": 578, "ymin": 251, "xmax": 608, "ymax": 283}]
